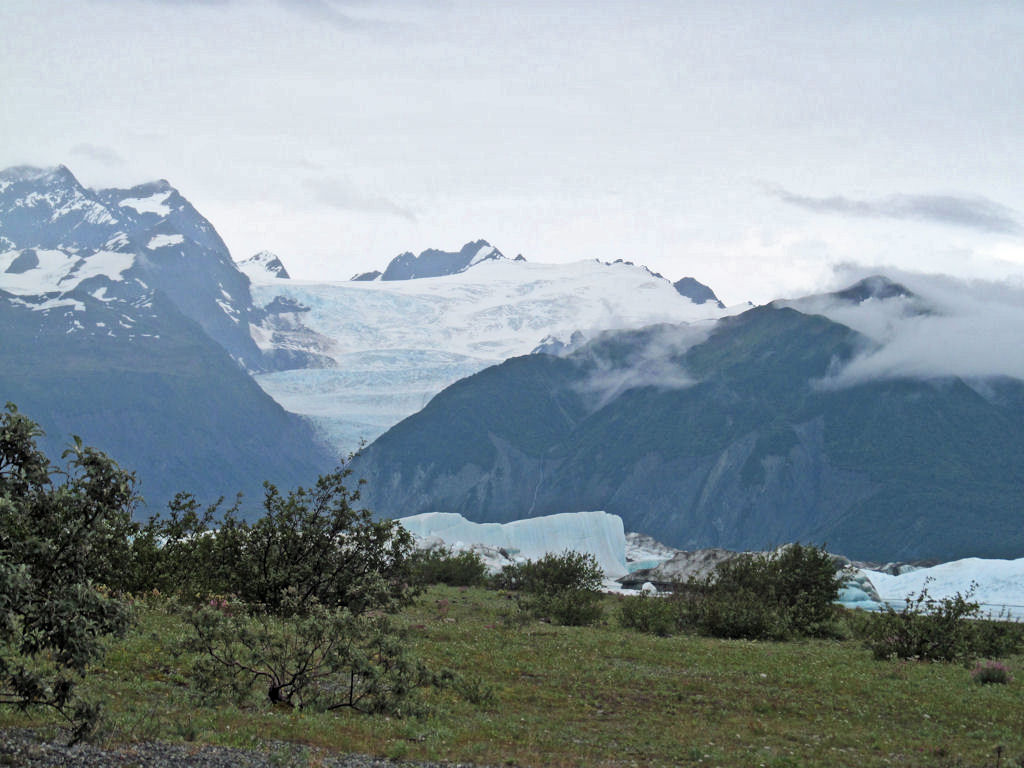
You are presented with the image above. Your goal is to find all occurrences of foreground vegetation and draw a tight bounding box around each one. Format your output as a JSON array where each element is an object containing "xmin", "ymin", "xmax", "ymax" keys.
[
  {"xmin": 3, "ymin": 404, "xmax": 1023, "ymax": 766},
  {"xmin": 1, "ymin": 589, "xmax": 1022, "ymax": 768}
]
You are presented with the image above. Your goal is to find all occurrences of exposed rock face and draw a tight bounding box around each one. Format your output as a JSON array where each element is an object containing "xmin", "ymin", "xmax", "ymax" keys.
[
  {"xmin": 673, "ymin": 276, "xmax": 725, "ymax": 308},
  {"xmin": 377, "ymin": 239, "xmax": 504, "ymax": 280},
  {"xmin": 624, "ymin": 548, "xmax": 743, "ymax": 587}
]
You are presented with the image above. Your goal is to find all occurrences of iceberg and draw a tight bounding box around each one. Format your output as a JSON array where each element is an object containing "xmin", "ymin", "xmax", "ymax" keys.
[
  {"xmin": 860, "ymin": 557, "xmax": 1024, "ymax": 620},
  {"xmin": 396, "ymin": 510, "xmax": 629, "ymax": 579}
]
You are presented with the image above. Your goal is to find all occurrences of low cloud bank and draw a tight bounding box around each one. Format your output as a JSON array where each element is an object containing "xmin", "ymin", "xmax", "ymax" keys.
[
  {"xmin": 791, "ymin": 268, "xmax": 1024, "ymax": 387},
  {"xmin": 572, "ymin": 322, "xmax": 713, "ymax": 410}
]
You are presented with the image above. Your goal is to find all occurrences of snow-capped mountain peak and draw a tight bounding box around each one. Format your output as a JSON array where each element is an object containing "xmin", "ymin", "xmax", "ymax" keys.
[
  {"xmin": 0, "ymin": 164, "xmax": 263, "ymax": 367},
  {"xmin": 237, "ymin": 251, "xmax": 292, "ymax": 283},
  {"xmin": 365, "ymin": 238, "xmax": 508, "ymax": 281}
]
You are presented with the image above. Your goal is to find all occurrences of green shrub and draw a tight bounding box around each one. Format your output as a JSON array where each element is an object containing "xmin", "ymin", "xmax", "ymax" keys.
[
  {"xmin": 410, "ymin": 547, "xmax": 488, "ymax": 587},
  {"xmin": 495, "ymin": 550, "xmax": 604, "ymax": 595},
  {"xmin": 692, "ymin": 544, "xmax": 842, "ymax": 641},
  {"xmin": 168, "ymin": 467, "xmax": 439, "ymax": 714},
  {"xmin": 695, "ymin": 583, "xmax": 793, "ymax": 640},
  {"xmin": 970, "ymin": 660, "xmax": 1013, "ymax": 685},
  {"xmin": 494, "ymin": 551, "xmax": 605, "ymax": 626},
  {"xmin": 618, "ymin": 593, "xmax": 680, "ymax": 637},
  {"xmin": 0, "ymin": 404, "xmax": 135, "ymax": 742},
  {"xmin": 188, "ymin": 592, "xmax": 437, "ymax": 715},
  {"xmin": 967, "ymin": 615, "xmax": 1024, "ymax": 659},
  {"xmin": 861, "ymin": 584, "xmax": 981, "ymax": 662},
  {"xmin": 139, "ymin": 468, "xmax": 419, "ymax": 616}
]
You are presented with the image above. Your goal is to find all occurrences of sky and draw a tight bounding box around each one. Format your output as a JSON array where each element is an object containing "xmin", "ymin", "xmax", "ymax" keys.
[{"xmin": 2, "ymin": 0, "xmax": 1023, "ymax": 305}]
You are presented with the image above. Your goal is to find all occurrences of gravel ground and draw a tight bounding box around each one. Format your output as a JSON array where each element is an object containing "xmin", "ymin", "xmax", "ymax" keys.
[{"xmin": 0, "ymin": 729, "xmax": 494, "ymax": 768}]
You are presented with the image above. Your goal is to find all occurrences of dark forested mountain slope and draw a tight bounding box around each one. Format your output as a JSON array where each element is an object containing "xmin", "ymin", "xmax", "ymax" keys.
[{"xmin": 352, "ymin": 304, "xmax": 1024, "ymax": 561}]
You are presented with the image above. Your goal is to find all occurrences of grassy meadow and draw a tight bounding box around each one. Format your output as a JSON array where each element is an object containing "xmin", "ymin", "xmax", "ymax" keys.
[{"xmin": 2, "ymin": 586, "xmax": 1022, "ymax": 768}]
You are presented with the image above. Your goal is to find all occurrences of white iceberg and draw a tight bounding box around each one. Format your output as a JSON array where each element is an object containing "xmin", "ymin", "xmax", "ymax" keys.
[{"xmin": 396, "ymin": 510, "xmax": 628, "ymax": 579}]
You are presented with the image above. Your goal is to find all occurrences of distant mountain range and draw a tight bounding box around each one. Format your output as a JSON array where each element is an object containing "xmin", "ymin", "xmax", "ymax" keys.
[
  {"xmin": 5, "ymin": 163, "xmax": 1021, "ymax": 563},
  {"xmin": 0, "ymin": 163, "xmax": 729, "ymax": 511}
]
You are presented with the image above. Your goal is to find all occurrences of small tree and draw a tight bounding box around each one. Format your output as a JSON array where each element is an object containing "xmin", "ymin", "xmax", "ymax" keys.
[
  {"xmin": 0, "ymin": 404, "xmax": 135, "ymax": 741},
  {"xmin": 862, "ymin": 582, "xmax": 982, "ymax": 662},
  {"xmin": 693, "ymin": 543, "xmax": 842, "ymax": 640},
  {"xmin": 177, "ymin": 467, "xmax": 434, "ymax": 713},
  {"xmin": 495, "ymin": 551, "xmax": 606, "ymax": 626}
]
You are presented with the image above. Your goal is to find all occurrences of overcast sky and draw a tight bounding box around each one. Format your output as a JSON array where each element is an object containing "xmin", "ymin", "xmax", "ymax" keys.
[{"xmin": 2, "ymin": 0, "xmax": 1023, "ymax": 305}]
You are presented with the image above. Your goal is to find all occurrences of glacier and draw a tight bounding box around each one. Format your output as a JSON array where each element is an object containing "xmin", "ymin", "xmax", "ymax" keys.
[{"xmin": 249, "ymin": 257, "xmax": 737, "ymax": 453}]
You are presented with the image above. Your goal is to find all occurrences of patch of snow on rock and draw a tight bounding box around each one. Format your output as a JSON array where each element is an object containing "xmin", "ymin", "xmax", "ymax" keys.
[
  {"xmin": 119, "ymin": 191, "xmax": 172, "ymax": 216},
  {"xmin": 147, "ymin": 233, "xmax": 184, "ymax": 249}
]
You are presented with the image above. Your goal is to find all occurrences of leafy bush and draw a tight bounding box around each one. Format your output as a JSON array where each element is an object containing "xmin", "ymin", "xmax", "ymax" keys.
[
  {"xmin": 617, "ymin": 592, "xmax": 680, "ymax": 637},
  {"xmin": 495, "ymin": 550, "xmax": 604, "ymax": 594},
  {"xmin": 494, "ymin": 551, "xmax": 605, "ymax": 626},
  {"xmin": 0, "ymin": 404, "xmax": 135, "ymax": 741},
  {"xmin": 410, "ymin": 547, "xmax": 487, "ymax": 587},
  {"xmin": 692, "ymin": 544, "xmax": 842, "ymax": 641},
  {"xmin": 188, "ymin": 592, "xmax": 437, "ymax": 715},
  {"xmin": 861, "ymin": 584, "xmax": 981, "ymax": 662},
  {"xmin": 164, "ymin": 467, "xmax": 435, "ymax": 714},
  {"xmin": 970, "ymin": 660, "xmax": 1013, "ymax": 685},
  {"xmin": 137, "ymin": 468, "xmax": 419, "ymax": 616},
  {"xmin": 127, "ymin": 493, "xmax": 238, "ymax": 599},
  {"xmin": 967, "ymin": 615, "xmax": 1024, "ymax": 659}
]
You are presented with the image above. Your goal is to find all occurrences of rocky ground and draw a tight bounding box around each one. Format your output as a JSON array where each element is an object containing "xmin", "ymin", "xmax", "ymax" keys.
[{"xmin": 0, "ymin": 729, "xmax": 493, "ymax": 768}]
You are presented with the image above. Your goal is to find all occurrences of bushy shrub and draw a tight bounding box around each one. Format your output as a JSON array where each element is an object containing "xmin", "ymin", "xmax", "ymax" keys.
[
  {"xmin": 695, "ymin": 582, "xmax": 793, "ymax": 640},
  {"xmin": 410, "ymin": 547, "xmax": 487, "ymax": 587},
  {"xmin": 692, "ymin": 544, "xmax": 842, "ymax": 641},
  {"xmin": 495, "ymin": 550, "xmax": 604, "ymax": 594},
  {"xmin": 0, "ymin": 404, "xmax": 135, "ymax": 741},
  {"xmin": 494, "ymin": 551, "xmax": 605, "ymax": 626},
  {"xmin": 188, "ymin": 592, "xmax": 438, "ymax": 715},
  {"xmin": 970, "ymin": 660, "xmax": 1013, "ymax": 685},
  {"xmin": 618, "ymin": 592, "xmax": 680, "ymax": 637},
  {"xmin": 137, "ymin": 468, "xmax": 419, "ymax": 616},
  {"xmin": 968, "ymin": 615, "xmax": 1024, "ymax": 659},
  {"xmin": 165, "ymin": 467, "xmax": 435, "ymax": 714},
  {"xmin": 861, "ymin": 584, "xmax": 981, "ymax": 662}
]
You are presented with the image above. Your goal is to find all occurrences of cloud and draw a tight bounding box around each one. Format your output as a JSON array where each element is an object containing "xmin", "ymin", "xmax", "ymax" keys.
[
  {"xmin": 794, "ymin": 267, "xmax": 1024, "ymax": 387},
  {"xmin": 94, "ymin": 0, "xmax": 403, "ymax": 29},
  {"xmin": 765, "ymin": 186, "xmax": 1023, "ymax": 236},
  {"xmin": 572, "ymin": 323, "xmax": 713, "ymax": 410},
  {"xmin": 302, "ymin": 177, "xmax": 416, "ymax": 221},
  {"xmin": 68, "ymin": 143, "xmax": 125, "ymax": 167}
]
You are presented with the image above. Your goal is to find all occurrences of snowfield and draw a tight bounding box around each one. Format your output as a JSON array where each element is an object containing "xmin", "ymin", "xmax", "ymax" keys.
[
  {"xmin": 249, "ymin": 258, "xmax": 736, "ymax": 452},
  {"xmin": 0, "ymin": 248, "xmax": 134, "ymax": 298}
]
